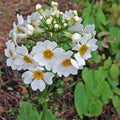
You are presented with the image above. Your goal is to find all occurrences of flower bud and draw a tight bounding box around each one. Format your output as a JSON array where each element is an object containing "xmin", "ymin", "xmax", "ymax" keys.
[
  {"xmin": 54, "ymin": 24, "xmax": 59, "ymax": 29},
  {"xmin": 59, "ymin": 12, "xmax": 63, "ymax": 16},
  {"xmin": 74, "ymin": 16, "xmax": 79, "ymax": 22},
  {"xmin": 46, "ymin": 19, "xmax": 52, "ymax": 25},
  {"xmin": 51, "ymin": 1, "xmax": 58, "ymax": 13},
  {"xmin": 36, "ymin": 4, "xmax": 42, "ymax": 11},
  {"xmin": 36, "ymin": 4, "xmax": 44, "ymax": 16},
  {"xmin": 72, "ymin": 10, "xmax": 77, "ymax": 16}
]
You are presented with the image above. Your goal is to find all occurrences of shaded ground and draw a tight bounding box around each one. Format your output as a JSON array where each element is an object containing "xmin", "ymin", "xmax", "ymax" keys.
[{"xmin": 0, "ymin": 0, "xmax": 119, "ymax": 120}]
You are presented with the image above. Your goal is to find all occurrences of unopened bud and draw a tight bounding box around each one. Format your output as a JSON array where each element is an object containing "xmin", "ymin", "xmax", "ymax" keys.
[
  {"xmin": 40, "ymin": 16, "xmax": 43, "ymax": 20},
  {"xmin": 72, "ymin": 10, "xmax": 77, "ymax": 16},
  {"xmin": 36, "ymin": 4, "xmax": 42, "ymax": 11},
  {"xmin": 74, "ymin": 16, "xmax": 79, "ymax": 22},
  {"xmin": 46, "ymin": 19, "xmax": 52, "ymax": 25},
  {"xmin": 51, "ymin": 1, "xmax": 58, "ymax": 7},
  {"xmin": 59, "ymin": 12, "xmax": 63, "ymax": 16},
  {"xmin": 51, "ymin": 12, "xmax": 55, "ymax": 16},
  {"xmin": 64, "ymin": 23, "xmax": 67, "ymax": 27},
  {"xmin": 51, "ymin": 1, "xmax": 58, "ymax": 12},
  {"xmin": 36, "ymin": 4, "xmax": 44, "ymax": 16},
  {"xmin": 54, "ymin": 24, "xmax": 59, "ymax": 29}
]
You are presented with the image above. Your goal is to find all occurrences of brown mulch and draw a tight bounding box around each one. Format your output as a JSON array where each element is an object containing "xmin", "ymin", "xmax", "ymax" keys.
[{"xmin": 0, "ymin": 0, "xmax": 119, "ymax": 120}]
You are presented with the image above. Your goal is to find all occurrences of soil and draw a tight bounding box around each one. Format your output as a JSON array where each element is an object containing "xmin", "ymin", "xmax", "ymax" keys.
[{"xmin": 0, "ymin": 0, "xmax": 119, "ymax": 120}]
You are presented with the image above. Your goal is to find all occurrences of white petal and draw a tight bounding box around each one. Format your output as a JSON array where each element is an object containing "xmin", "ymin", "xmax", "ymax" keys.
[
  {"xmin": 44, "ymin": 40, "xmax": 57, "ymax": 50},
  {"xmin": 74, "ymin": 53, "xmax": 86, "ymax": 66},
  {"xmin": 83, "ymin": 51, "xmax": 91, "ymax": 60},
  {"xmin": 44, "ymin": 72, "xmax": 54, "ymax": 85},
  {"xmin": 13, "ymin": 55, "xmax": 24, "ymax": 65},
  {"xmin": 31, "ymin": 79, "xmax": 45, "ymax": 92},
  {"xmin": 71, "ymin": 59, "xmax": 79, "ymax": 69},
  {"xmin": 72, "ymin": 33, "xmax": 81, "ymax": 42},
  {"xmin": 22, "ymin": 71, "xmax": 33, "ymax": 84},
  {"xmin": 16, "ymin": 45, "xmax": 28, "ymax": 55},
  {"xmin": 72, "ymin": 44, "xmax": 80, "ymax": 51}
]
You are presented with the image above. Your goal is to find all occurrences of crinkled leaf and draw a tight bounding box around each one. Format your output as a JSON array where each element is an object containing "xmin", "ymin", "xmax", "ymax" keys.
[
  {"xmin": 115, "ymin": 51, "xmax": 120, "ymax": 60},
  {"xmin": 110, "ymin": 64, "xmax": 119, "ymax": 79},
  {"xmin": 109, "ymin": 27, "xmax": 120, "ymax": 55},
  {"xmin": 89, "ymin": 100, "xmax": 102, "ymax": 117},
  {"xmin": 112, "ymin": 95, "xmax": 120, "ymax": 117},
  {"xmin": 74, "ymin": 82, "xmax": 88, "ymax": 119},
  {"xmin": 107, "ymin": 75, "xmax": 119, "ymax": 87},
  {"xmin": 17, "ymin": 102, "xmax": 40, "ymax": 120},
  {"xmin": 88, "ymin": 51, "xmax": 101, "ymax": 64},
  {"xmin": 103, "ymin": 57, "xmax": 112, "ymax": 69},
  {"xmin": 113, "ymin": 87, "xmax": 120, "ymax": 96},
  {"xmin": 94, "ymin": 67, "xmax": 108, "ymax": 81},
  {"xmin": 101, "ymin": 80, "xmax": 113, "ymax": 105},
  {"xmin": 39, "ymin": 109, "xmax": 57, "ymax": 120},
  {"xmin": 82, "ymin": 67, "xmax": 93, "ymax": 84},
  {"xmin": 96, "ymin": 8, "xmax": 106, "ymax": 25}
]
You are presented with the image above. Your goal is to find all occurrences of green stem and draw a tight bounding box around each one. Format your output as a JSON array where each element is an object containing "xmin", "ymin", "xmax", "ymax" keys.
[
  {"xmin": 50, "ymin": 33, "xmax": 58, "ymax": 42},
  {"xmin": 41, "ymin": 102, "xmax": 47, "ymax": 120},
  {"xmin": 41, "ymin": 85, "xmax": 48, "ymax": 120}
]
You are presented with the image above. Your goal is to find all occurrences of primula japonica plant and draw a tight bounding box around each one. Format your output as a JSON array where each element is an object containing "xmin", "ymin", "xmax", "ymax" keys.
[{"xmin": 4, "ymin": 1, "xmax": 98, "ymax": 119}]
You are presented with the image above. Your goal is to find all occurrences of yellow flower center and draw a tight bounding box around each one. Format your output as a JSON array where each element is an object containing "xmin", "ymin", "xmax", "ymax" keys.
[
  {"xmin": 33, "ymin": 70, "xmax": 44, "ymax": 80},
  {"xmin": 23, "ymin": 55, "xmax": 33, "ymax": 64},
  {"xmin": 62, "ymin": 58, "xmax": 72, "ymax": 67},
  {"xmin": 43, "ymin": 49, "xmax": 54, "ymax": 59},
  {"xmin": 9, "ymin": 49, "xmax": 13, "ymax": 56},
  {"xmin": 79, "ymin": 44, "xmax": 88, "ymax": 56}
]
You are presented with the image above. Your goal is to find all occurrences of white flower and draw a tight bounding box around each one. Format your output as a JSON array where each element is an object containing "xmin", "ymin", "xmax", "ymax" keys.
[
  {"xmin": 4, "ymin": 40, "xmax": 24, "ymax": 70},
  {"xmin": 83, "ymin": 24, "xmax": 96, "ymax": 38},
  {"xmin": 53, "ymin": 51, "xmax": 79, "ymax": 77},
  {"xmin": 68, "ymin": 18, "xmax": 83, "ymax": 32},
  {"xmin": 71, "ymin": 33, "xmax": 81, "ymax": 46},
  {"xmin": 73, "ymin": 34, "xmax": 98, "ymax": 60},
  {"xmin": 26, "ymin": 12, "xmax": 41, "ymax": 27},
  {"xmin": 4, "ymin": 40, "xmax": 16, "ymax": 57},
  {"xmin": 33, "ymin": 40, "xmax": 64, "ymax": 71},
  {"xmin": 24, "ymin": 24, "xmax": 34, "ymax": 35},
  {"xmin": 17, "ymin": 14, "xmax": 25, "ymax": 26},
  {"xmin": 13, "ymin": 45, "xmax": 37, "ymax": 70},
  {"xmin": 62, "ymin": 10, "xmax": 73, "ymax": 20},
  {"xmin": 22, "ymin": 68, "xmax": 54, "ymax": 92},
  {"xmin": 9, "ymin": 22, "xmax": 27, "ymax": 45}
]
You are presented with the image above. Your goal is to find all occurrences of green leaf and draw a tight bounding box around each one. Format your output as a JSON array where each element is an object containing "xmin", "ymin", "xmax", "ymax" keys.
[
  {"xmin": 39, "ymin": 109, "xmax": 60, "ymax": 120},
  {"xmin": 94, "ymin": 67, "xmax": 108, "ymax": 81},
  {"xmin": 96, "ymin": 8, "xmax": 106, "ymax": 25},
  {"xmin": 0, "ymin": 9, "xmax": 7, "ymax": 16},
  {"xmin": 113, "ymin": 87, "xmax": 120, "ymax": 96},
  {"xmin": 109, "ymin": 27, "xmax": 120, "ymax": 55},
  {"xmin": 101, "ymin": 80, "xmax": 113, "ymax": 104},
  {"xmin": 89, "ymin": 100, "xmax": 102, "ymax": 117},
  {"xmin": 115, "ymin": 51, "xmax": 120, "ymax": 60},
  {"xmin": 82, "ymin": 67, "xmax": 93, "ymax": 84},
  {"xmin": 17, "ymin": 102, "xmax": 40, "ymax": 120},
  {"xmin": 107, "ymin": 75, "xmax": 119, "ymax": 87},
  {"xmin": 112, "ymin": 95, "xmax": 120, "ymax": 117},
  {"xmin": 46, "ymin": 109, "xmax": 57, "ymax": 120},
  {"xmin": 110, "ymin": 64, "xmax": 119, "ymax": 79},
  {"xmin": 88, "ymin": 51, "xmax": 101, "ymax": 63},
  {"xmin": 103, "ymin": 57, "xmax": 112, "ymax": 69},
  {"xmin": 74, "ymin": 82, "xmax": 88, "ymax": 119},
  {"xmin": 82, "ymin": 5, "xmax": 95, "ymax": 26}
]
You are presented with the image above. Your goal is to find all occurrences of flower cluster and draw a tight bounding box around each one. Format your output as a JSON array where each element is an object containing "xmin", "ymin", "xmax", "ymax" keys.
[{"xmin": 5, "ymin": 1, "xmax": 98, "ymax": 92}]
